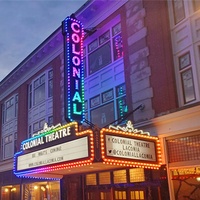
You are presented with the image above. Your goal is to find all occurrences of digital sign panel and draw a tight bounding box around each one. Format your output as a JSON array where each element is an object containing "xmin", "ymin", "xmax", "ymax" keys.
[{"xmin": 62, "ymin": 17, "xmax": 84, "ymax": 123}]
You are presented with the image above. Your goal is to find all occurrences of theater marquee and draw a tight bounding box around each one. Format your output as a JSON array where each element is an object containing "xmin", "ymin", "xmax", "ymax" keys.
[
  {"xmin": 100, "ymin": 121, "xmax": 162, "ymax": 169},
  {"xmin": 14, "ymin": 121, "xmax": 162, "ymax": 180},
  {"xmin": 14, "ymin": 122, "xmax": 94, "ymax": 179}
]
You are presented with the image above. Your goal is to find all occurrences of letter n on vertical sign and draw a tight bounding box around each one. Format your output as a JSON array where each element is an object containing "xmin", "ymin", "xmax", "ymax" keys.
[{"xmin": 62, "ymin": 17, "xmax": 84, "ymax": 123}]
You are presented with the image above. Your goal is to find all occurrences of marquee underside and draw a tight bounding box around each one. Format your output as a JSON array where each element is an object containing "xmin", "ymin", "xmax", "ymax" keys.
[{"xmin": 20, "ymin": 162, "xmax": 127, "ymax": 179}]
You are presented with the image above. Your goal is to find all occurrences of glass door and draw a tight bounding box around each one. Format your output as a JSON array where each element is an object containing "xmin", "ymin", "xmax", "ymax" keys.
[
  {"xmin": 114, "ymin": 189, "xmax": 127, "ymax": 200},
  {"xmin": 129, "ymin": 190, "xmax": 145, "ymax": 200}
]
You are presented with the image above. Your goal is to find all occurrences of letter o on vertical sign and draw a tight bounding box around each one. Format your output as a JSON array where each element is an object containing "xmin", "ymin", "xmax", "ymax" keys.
[{"xmin": 62, "ymin": 17, "xmax": 84, "ymax": 123}]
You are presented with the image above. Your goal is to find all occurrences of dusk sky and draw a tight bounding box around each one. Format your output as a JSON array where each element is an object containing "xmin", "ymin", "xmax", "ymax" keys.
[{"xmin": 0, "ymin": 0, "xmax": 87, "ymax": 81}]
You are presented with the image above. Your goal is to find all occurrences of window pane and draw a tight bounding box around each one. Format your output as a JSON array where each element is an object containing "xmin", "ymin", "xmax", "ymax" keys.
[
  {"xmin": 83, "ymin": 57, "xmax": 87, "ymax": 78},
  {"xmin": 88, "ymin": 39, "xmax": 98, "ymax": 53},
  {"xmin": 5, "ymin": 105, "xmax": 14, "ymax": 122},
  {"xmin": 181, "ymin": 69, "xmax": 196, "ymax": 103},
  {"xmin": 102, "ymin": 89, "xmax": 113, "ymax": 103},
  {"xmin": 34, "ymin": 83, "xmax": 45, "ymax": 105},
  {"xmin": 89, "ymin": 42, "xmax": 111, "ymax": 75},
  {"xmin": 90, "ymin": 95, "xmax": 101, "ymax": 108},
  {"xmin": 179, "ymin": 52, "xmax": 191, "ymax": 70},
  {"xmin": 99, "ymin": 172, "xmax": 111, "ymax": 185},
  {"xmin": 90, "ymin": 102, "xmax": 114, "ymax": 128},
  {"xmin": 129, "ymin": 168, "xmax": 145, "ymax": 182},
  {"xmin": 173, "ymin": 0, "xmax": 185, "ymax": 24},
  {"xmin": 99, "ymin": 31, "xmax": 110, "ymax": 45},
  {"xmin": 86, "ymin": 174, "xmax": 97, "ymax": 185},
  {"xmin": 48, "ymin": 79, "xmax": 53, "ymax": 97},
  {"xmin": 4, "ymin": 141, "xmax": 12, "ymax": 159},
  {"xmin": 112, "ymin": 23, "xmax": 121, "ymax": 36},
  {"xmin": 113, "ymin": 170, "xmax": 127, "ymax": 184}
]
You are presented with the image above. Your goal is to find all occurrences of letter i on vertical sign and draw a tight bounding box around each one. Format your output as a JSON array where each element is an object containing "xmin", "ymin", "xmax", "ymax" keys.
[{"xmin": 62, "ymin": 16, "xmax": 85, "ymax": 123}]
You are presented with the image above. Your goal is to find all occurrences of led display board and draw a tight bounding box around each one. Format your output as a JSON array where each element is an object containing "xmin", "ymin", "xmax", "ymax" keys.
[{"xmin": 62, "ymin": 17, "xmax": 84, "ymax": 123}]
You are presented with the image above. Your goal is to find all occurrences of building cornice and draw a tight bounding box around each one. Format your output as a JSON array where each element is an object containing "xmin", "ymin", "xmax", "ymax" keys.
[{"xmin": 135, "ymin": 104, "xmax": 200, "ymax": 137}]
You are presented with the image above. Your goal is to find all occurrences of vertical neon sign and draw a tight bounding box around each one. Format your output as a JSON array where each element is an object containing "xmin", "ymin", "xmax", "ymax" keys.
[{"xmin": 62, "ymin": 17, "xmax": 84, "ymax": 123}]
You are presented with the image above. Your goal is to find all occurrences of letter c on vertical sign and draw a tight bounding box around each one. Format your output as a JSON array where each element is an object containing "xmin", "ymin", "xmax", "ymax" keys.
[{"xmin": 71, "ymin": 22, "xmax": 80, "ymax": 33}]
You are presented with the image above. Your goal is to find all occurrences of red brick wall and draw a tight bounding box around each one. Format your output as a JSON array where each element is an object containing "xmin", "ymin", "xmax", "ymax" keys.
[{"xmin": 144, "ymin": 0, "xmax": 178, "ymax": 115}]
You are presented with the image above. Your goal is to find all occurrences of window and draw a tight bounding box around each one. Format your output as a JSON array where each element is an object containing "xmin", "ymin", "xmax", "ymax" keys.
[
  {"xmin": 84, "ymin": 21, "xmax": 123, "ymax": 76},
  {"xmin": 181, "ymin": 69, "xmax": 196, "ymax": 103},
  {"xmin": 86, "ymin": 174, "xmax": 97, "ymax": 186},
  {"xmin": 3, "ymin": 134, "xmax": 13, "ymax": 159},
  {"xmin": 33, "ymin": 74, "xmax": 45, "ymax": 105},
  {"xmin": 90, "ymin": 95, "xmax": 101, "ymax": 108},
  {"xmin": 48, "ymin": 116, "xmax": 53, "ymax": 126},
  {"xmin": 2, "ymin": 96, "xmax": 18, "ymax": 123},
  {"xmin": 113, "ymin": 170, "xmax": 127, "ymax": 184},
  {"xmin": 99, "ymin": 172, "xmax": 111, "ymax": 185},
  {"xmin": 29, "ymin": 69, "xmax": 53, "ymax": 108},
  {"xmin": 172, "ymin": 0, "xmax": 185, "ymax": 24},
  {"xmin": 167, "ymin": 134, "xmax": 200, "ymax": 163},
  {"xmin": 48, "ymin": 69, "xmax": 53, "ymax": 97},
  {"xmin": 87, "ymin": 83, "xmax": 127, "ymax": 128},
  {"xmin": 91, "ymin": 102, "xmax": 115, "ymax": 128},
  {"xmin": 22, "ymin": 181, "xmax": 60, "ymax": 200},
  {"xmin": 129, "ymin": 168, "xmax": 145, "ymax": 182},
  {"xmin": 88, "ymin": 42, "xmax": 112, "ymax": 74},
  {"xmin": 28, "ymin": 70, "xmax": 53, "ymax": 137},
  {"xmin": 32, "ymin": 119, "xmax": 45, "ymax": 136},
  {"xmin": 178, "ymin": 52, "xmax": 196, "ymax": 104},
  {"xmin": 102, "ymin": 89, "xmax": 113, "ymax": 103}
]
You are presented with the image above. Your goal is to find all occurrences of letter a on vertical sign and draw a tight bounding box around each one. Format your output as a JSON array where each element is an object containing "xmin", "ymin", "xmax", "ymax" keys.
[{"xmin": 62, "ymin": 17, "xmax": 85, "ymax": 123}]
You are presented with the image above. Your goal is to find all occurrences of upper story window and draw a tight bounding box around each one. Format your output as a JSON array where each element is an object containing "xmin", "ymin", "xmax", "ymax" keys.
[
  {"xmin": 178, "ymin": 52, "xmax": 196, "ymax": 104},
  {"xmin": 85, "ymin": 83, "xmax": 127, "ymax": 128},
  {"xmin": 172, "ymin": 0, "xmax": 185, "ymax": 24},
  {"xmin": 84, "ymin": 19, "xmax": 123, "ymax": 77},
  {"xmin": 29, "ymin": 69, "xmax": 53, "ymax": 108},
  {"xmin": 2, "ymin": 94, "xmax": 18, "ymax": 124},
  {"xmin": 33, "ymin": 74, "xmax": 45, "ymax": 105}
]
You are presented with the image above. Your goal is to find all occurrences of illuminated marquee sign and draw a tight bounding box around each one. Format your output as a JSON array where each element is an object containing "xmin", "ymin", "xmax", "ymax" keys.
[
  {"xmin": 62, "ymin": 17, "xmax": 84, "ymax": 123},
  {"xmin": 101, "ymin": 121, "xmax": 162, "ymax": 169},
  {"xmin": 17, "ymin": 137, "xmax": 88, "ymax": 171},
  {"xmin": 14, "ymin": 122, "xmax": 94, "ymax": 179},
  {"xmin": 21, "ymin": 122, "xmax": 76, "ymax": 151}
]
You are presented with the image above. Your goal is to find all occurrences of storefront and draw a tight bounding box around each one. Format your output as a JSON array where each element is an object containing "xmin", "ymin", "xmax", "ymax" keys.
[
  {"xmin": 0, "ymin": 170, "xmax": 60, "ymax": 200},
  {"xmin": 11, "ymin": 121, "xmax": 169, "ymax": 200}
]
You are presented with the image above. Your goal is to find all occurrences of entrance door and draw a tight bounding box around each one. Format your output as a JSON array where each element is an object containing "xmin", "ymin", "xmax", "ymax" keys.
[{"xmin": 86, "ymin": 190, "xmax": 111, "ymax": 200}]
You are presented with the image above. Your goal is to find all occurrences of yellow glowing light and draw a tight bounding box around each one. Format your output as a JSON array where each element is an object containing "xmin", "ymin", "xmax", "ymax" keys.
[
  {"xmin": 4, "ymin": 188, "xmax": 9, "ymax": 193},
  {"xmin": 11, "ymin": 188, "xmax": 16, "ymax": 192},
  {"xmin": 34, "ymin": 186, "xmax": 38, "ymax": 190}
]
